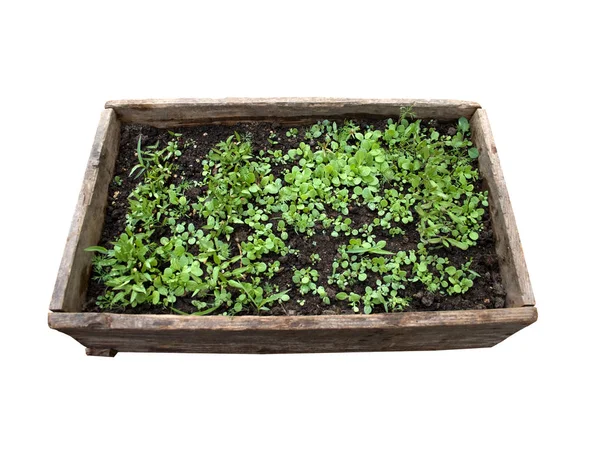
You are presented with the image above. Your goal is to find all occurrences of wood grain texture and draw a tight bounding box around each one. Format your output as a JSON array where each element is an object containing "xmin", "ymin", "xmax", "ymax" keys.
[
  {"xmin": 48, "ymin": 308, "xmax": 537, "ymax": 354},
  {"xmin": 471, "ymin": 109, "xmax": 535, "ymax": 307},
  {"xmin": 105, "ymin": 98, "xmax": 481, "ymax": 128},
  {"xmin": 49, "ymin": 109, "xmax": 121, "ymax": 312}
]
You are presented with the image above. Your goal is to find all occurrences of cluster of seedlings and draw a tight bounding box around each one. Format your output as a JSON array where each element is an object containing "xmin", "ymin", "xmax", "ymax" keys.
[{"xmin": 88, "ymin": 110, "xmax": 492, "ymax": 316}]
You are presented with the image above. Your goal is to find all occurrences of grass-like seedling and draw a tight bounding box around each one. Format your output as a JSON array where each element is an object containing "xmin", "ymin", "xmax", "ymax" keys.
[{"xmin": 88, "ymin": 109, "xmax": 489, "ymax": 315}]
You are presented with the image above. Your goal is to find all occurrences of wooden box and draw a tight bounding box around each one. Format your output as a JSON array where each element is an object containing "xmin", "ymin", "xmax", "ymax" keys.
[{"xmin": 48, "ymin": 98, "xmax": 537, "ymax": 356}]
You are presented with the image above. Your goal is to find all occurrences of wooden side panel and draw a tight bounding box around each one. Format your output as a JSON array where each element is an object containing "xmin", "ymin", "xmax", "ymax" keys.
[
  {"xmin": 48, "ymin": 308, "xmax": 537, "ymax": 354},
  {"xmin": 471, "ymin": 109, "xmax": 535, "ymax": 307},
  {"xmin": 105, "ymin": 98, "xmax": 481, "ymax": 128},
  {"xmin": 50, "ymin": 109, "xmax": 120, "ymax": 312}
]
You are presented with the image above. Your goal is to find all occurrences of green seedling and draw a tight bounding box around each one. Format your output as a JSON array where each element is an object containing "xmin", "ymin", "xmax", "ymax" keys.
[
  {"xmin": 286, "ymin": 128, "xmax": 299, "ymax": 138},
  {"xmin": 292, "ymin": 267, "xmax": 319, "ymax": 295}
]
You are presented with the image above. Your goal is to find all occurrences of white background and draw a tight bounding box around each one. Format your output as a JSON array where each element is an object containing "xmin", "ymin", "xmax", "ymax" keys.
[{"xmin": 1, "ymin": 1, "xmax": 598, "ymax": 447}]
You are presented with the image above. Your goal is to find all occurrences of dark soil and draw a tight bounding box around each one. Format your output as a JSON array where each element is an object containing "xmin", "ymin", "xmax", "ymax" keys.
[{"xmin": 84, "ymin": 119, "xmax": 506, "ymax": 315}]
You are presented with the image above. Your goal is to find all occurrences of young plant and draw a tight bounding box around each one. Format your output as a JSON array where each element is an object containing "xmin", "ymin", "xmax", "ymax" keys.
[
  {"xmin": 292, "ymin": 267, "xmax": 319, "ymax": 295},
  {"xmin": 309, "ymin": 253, "xmax": 321, "ymax": 264},
  {"xmin": 286, "ymin": 128, "xmax": 299, "ymax": 138}
]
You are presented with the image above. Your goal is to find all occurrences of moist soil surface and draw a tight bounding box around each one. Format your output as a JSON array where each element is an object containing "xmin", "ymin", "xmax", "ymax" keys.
[{"xmin": 84, "ymin": 120, "xmax": 507, "ymax": 315}]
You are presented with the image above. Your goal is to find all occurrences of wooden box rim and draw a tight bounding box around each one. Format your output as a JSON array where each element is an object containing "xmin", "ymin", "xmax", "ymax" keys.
[{"xmin": 48, "ymin": 98, "xmax": 537, "ymax": 354}]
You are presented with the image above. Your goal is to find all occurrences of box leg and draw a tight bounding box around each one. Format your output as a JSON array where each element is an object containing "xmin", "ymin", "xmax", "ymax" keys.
[{"xmin": 85, "ymin": 348, "xmax": 118, "ymax": 357}]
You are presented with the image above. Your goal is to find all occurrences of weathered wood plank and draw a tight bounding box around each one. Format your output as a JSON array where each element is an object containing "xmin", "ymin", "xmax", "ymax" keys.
[
  {"xmin": 50, "ymin": 109, "xmax": 121, "ymax": 312},
  {"xmin": 471, "ymin": 109, "xmax": 535, "ymax": 307},
  {"xmin": 48, "ymin": 308, "xmax": 537, "ymax": 354},
  {"xmin": 105, "ymin": 98, "xmax": 481, "ymax": 128}
]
